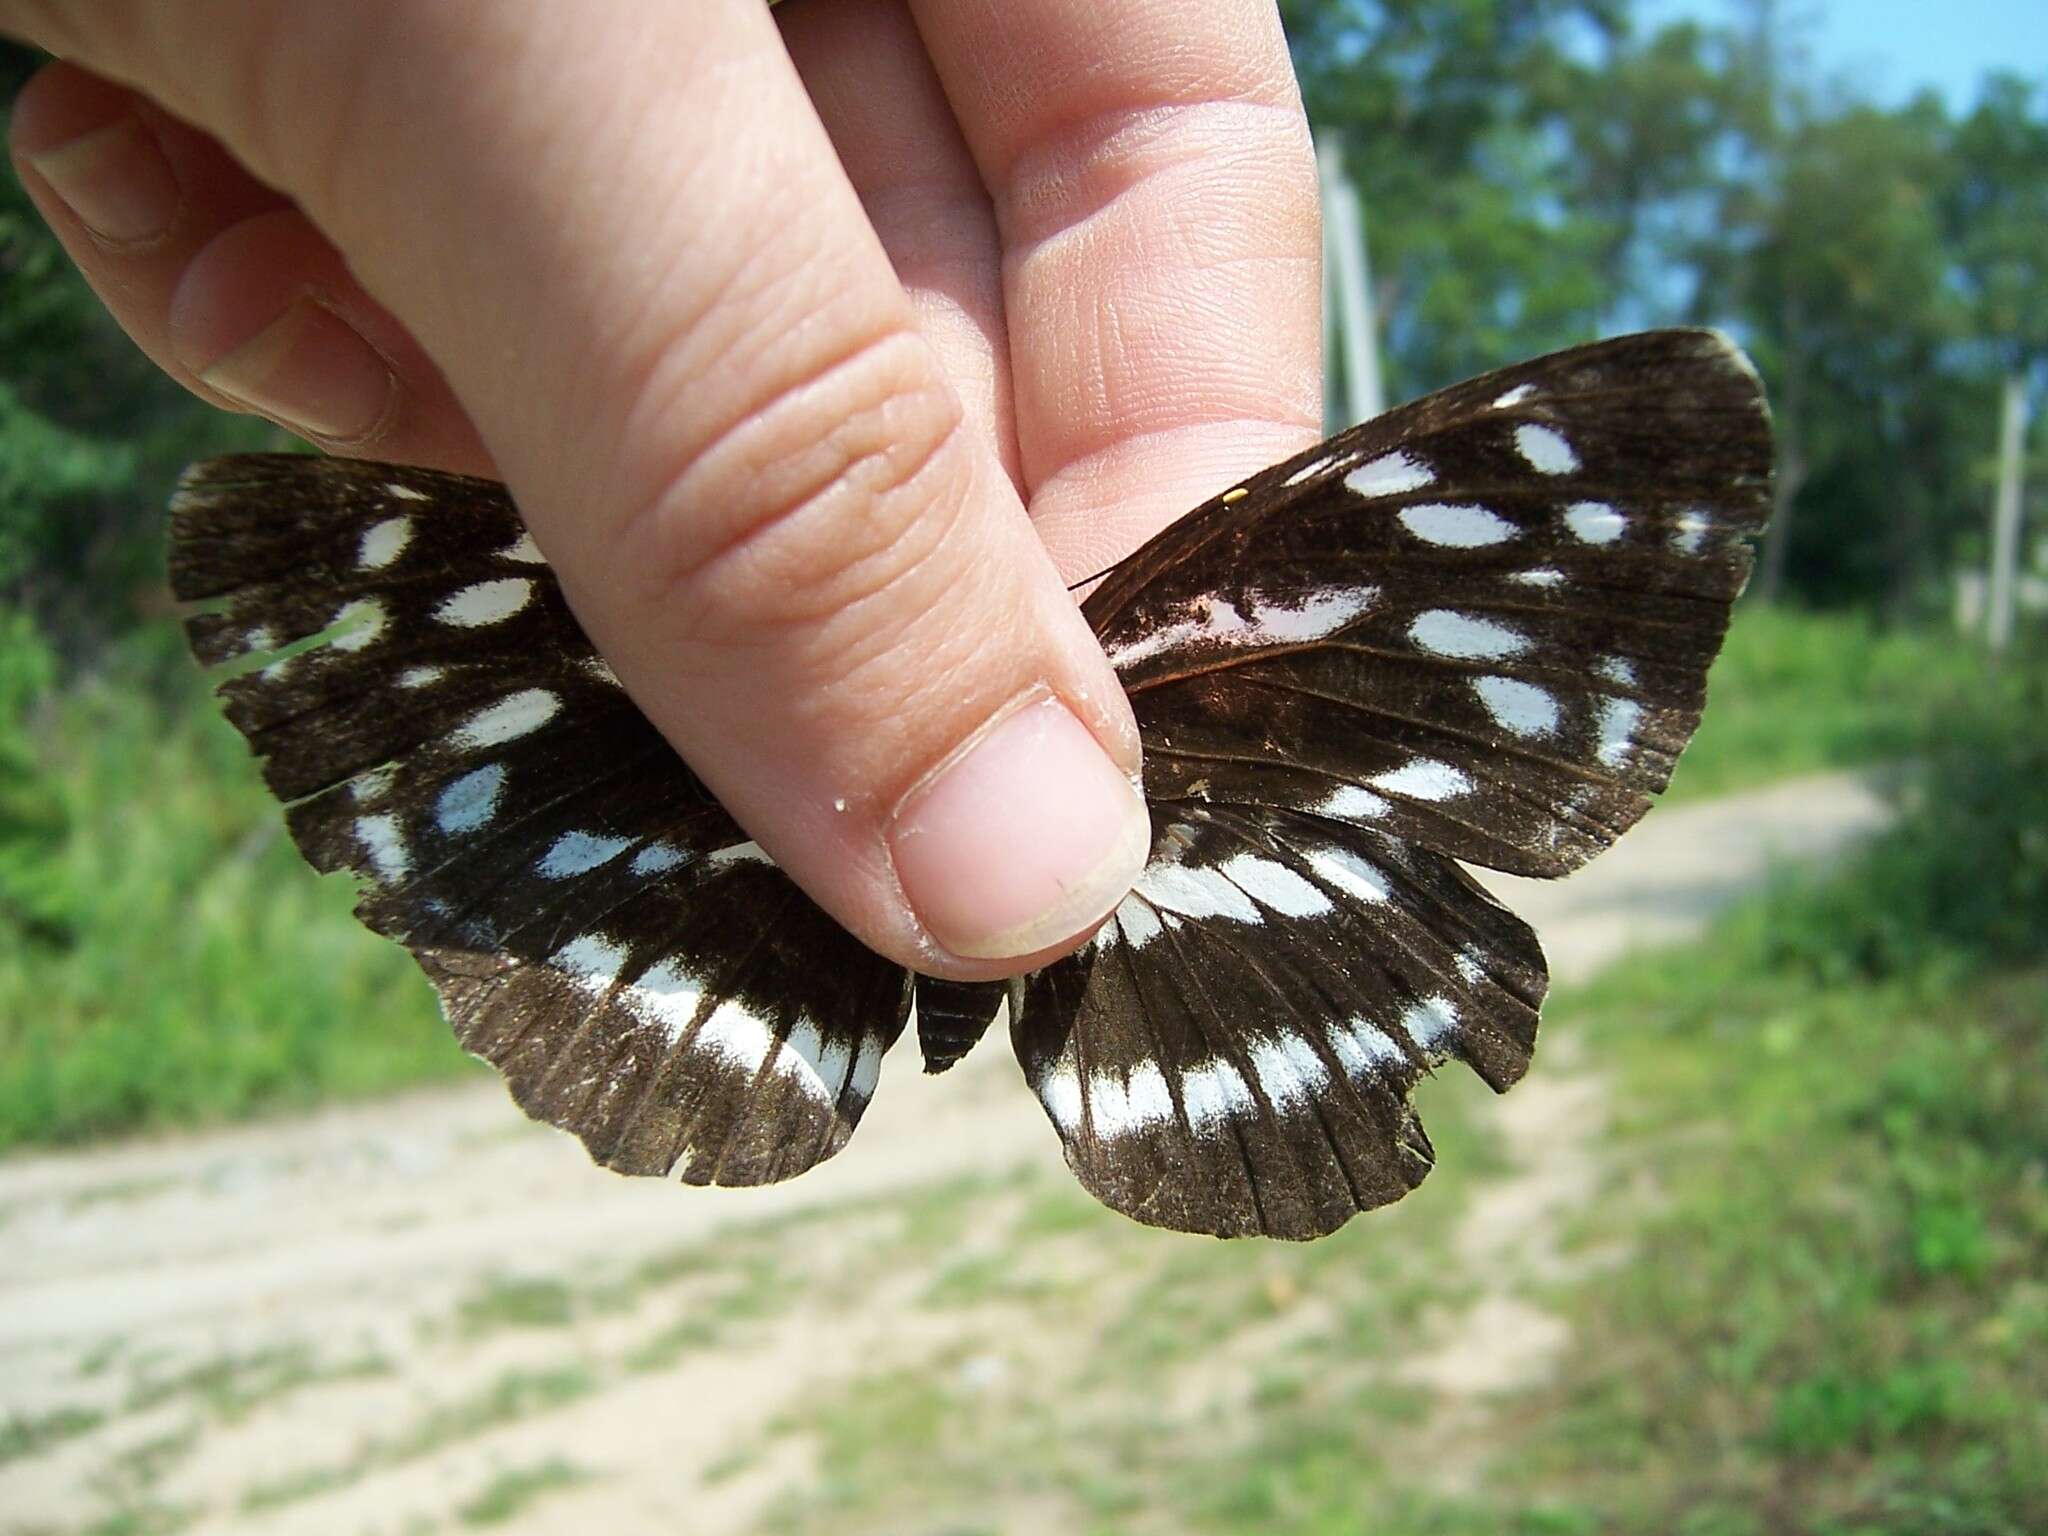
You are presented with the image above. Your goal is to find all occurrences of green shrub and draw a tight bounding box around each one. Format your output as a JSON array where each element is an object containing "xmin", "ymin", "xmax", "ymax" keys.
[
  {"xmin": 1666, "ymin": 603, "xmax": 1979, "ymax": 803},
  {"xmin": 1758, "ymin": 654, "xmax": 2048, "ymax": 982},
  {"xmin": 0, "ymin": 613, "xmax": 467, "ymax": 1148}
]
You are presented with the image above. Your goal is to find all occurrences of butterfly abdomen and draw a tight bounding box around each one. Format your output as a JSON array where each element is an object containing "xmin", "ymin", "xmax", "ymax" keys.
[{"xmin": 912, "ymin": 976, "xmax": 1017, "ymax": 1074}]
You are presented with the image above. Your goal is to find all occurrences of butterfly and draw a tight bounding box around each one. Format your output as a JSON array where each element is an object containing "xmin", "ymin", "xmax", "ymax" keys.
[{"xmin": 169, "ymin": 328, "xmax": 1770, "ymax": 1240}]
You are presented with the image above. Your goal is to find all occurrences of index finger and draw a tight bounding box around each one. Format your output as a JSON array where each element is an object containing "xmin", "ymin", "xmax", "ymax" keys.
[{"xmin": 908, "ymin": 0, "xmax": 1324, "ymax": 579}]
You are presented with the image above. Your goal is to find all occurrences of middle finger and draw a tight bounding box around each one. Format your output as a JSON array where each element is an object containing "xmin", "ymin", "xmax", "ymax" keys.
[{"xmin": 780, "ymin": 0, "xmax": 1019, "ymax": 488}]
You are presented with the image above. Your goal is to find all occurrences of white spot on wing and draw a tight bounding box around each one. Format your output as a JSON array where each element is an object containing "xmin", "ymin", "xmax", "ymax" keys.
[
  {"xmin": 1565, "ymin": 501, "xmax": 1626, "ymax": 544},
  {"xmin": 1181, "ymin": 1058, "xmax": 1255, "ymax": 1131},
  {"xmin": 398, "ymin": 665, "xmax": 446, "ymax": 688},
  {"xmin": 1107, "ymin": 587, "xmax": 1376, "ymax": 669},
  {"xmin": 1409, "ymin": 609, "xmax": 1532, "ymax": 661},
  {"xmin": 814, "ymin": 1032, "xmax": 855, "ymax": 1101},
  {"xmin": 1493, "ymin": 383, "xmax": 1536, "ymax": 409},
  {"xmin": 1088, "ymin": 1063, "xmax": 1174, "ymax": 1138},
  {"xmin": 351, "ymin": 766, "xmax": 395, "ymax": 803},
  {"xmin": 774, "ymin": 1018, "xmax": 835, "ymax": 1103},
  {"xmin": 1283, "ymin": 453, "xmax": 1336, "ymax": 487},
  {"xmin": 554, "ymin": 933, "xmax": 628, "ymax": 992},
  {"xmin": 1509, "ymin": 567, "xmax": 1566, "ymax": 588},
  {"xmin": 1114, "ymin": 895, "xmax": 1165, "ymax": 949},
  {"xmin": 1132, "ymin": 862, "xmax": 1262, "ymax": 925},
  {"xmin": 1305, "ymin": 845, "xmax": 1391, "ymax": 904},
  {"xmin": 435, "ymin": 764, "xmax": 506, "ymax": 834},
  {"xmin": 538, "ymin": 830, "xmax": 635, "ymax": 879},
  {"xmin": 631, "ymin": 842, "xmax": 688, "ymax": 877},
  {"xmin": 1515, "ymin": 423, "xmax": 1580, "ymax": 475},
  {"xmin": 1328, "ymin": 1017, "xmax": 1405, "ymax": 1078},
  {"xmin": 1472, "ymin": 675, "xmax": 1561, "ymax": 737},
  {"xmin": 1370, "ymin": 758, "xmax": 1473, "ymax": 802},
  {"xmin": 629, "ymin": 959, "xmax": 704, "ymax": 1041},
  {"xmin": 1317, "ymin": 785, "xmax": 1391, "ymax": 820},
  {"xmin": 1596, "ymin": 656, "xmax": 1638, "ymax": 687},
  {"xmin": 383, "ymin": 480, "xmax": 431, "ymax": 502},
  {"xmin": 695, "ymin": 998, "xmax": 773, "ymax": 1075},
  {"xmin": 1402, "ymin": 995, "xmax": 1461, "ymax": 1052},
  {"xmin": 1399, "ymin": 502, "xmax": 1517, "ymax": 547},
  {"xmin": 501, "ymin": 531, "xmax": 546, "ymax": 564},
  {"xmin": 1250, "ymin": 1035, "xmax": 1330, "ymax": 1109},
  {"xmin": 1218, "ymin": 853, "xmax": 1332, "ymax": 917},
  {"xmin": 847, "ymin": 1034, "xmax": 884, "ymax": 1103},
  {"xmin": 1673, "ymin": 510, "xmax": 1711, "ymax": 553},
  {"xmin": 1597, "ymin": 696, "xmax": 1643, "ymax": 767},
  {"xmin": 453, "ymin": 689, "xmax": 559, "ymax": 749},
  {"xmin": 1344, "ymin": 451, "xmax": 1435, "ymax": 498},
  {"xmin": 435, "ymin": 578, "xmax": 533, "ymax": 628},
  {"xmin": 329, "ymin": 599, "xmax": 386, "ymax": 652},
  {"xmin": 357, "ymin": 516, "xmax": 413, "ymax": 569},
  {"xmin": 353, "ymin": 814, "xmax": 410, "ymax": 883},
  {"xmin": 1041, "ymin": 1062, "xmax": 1084, "ymax": 1133},
  {"xmin": 707, "ymin": 841, "xmax": 772, "ymax": 869}
]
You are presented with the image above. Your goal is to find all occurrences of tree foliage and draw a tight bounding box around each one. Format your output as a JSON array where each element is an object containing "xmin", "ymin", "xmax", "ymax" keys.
[
  {"xmin": 1, "ymin": 16, "xmax": 2045, "ymax": 645},
  {"xmin": 1286, "ymin": 1, "xmax": 2046, "ymax": 617}
]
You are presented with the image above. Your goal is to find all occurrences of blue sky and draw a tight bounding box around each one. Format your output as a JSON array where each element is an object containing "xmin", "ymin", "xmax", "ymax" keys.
[{"xmin": 1634, "ymin": 0, "xmax": 2045, "ymax": 109}]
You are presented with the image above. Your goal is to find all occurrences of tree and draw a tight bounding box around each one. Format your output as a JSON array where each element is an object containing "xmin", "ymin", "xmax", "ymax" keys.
[{"xmin": 1946, "ymin": 75, "xmax": 2048, "ymax": 652}]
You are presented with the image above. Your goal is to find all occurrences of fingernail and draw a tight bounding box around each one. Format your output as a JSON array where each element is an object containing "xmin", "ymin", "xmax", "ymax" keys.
[
  {"xmin": 890, "ymin": 694, "xmax": 1151, "ymax": 961},
  {"xmin": 25, "ymin": 115, "xmax": 181, "ymax": 246},
  {"xmin": 198, "ymin": 299, "xmax": 396, "ymax": 444}
]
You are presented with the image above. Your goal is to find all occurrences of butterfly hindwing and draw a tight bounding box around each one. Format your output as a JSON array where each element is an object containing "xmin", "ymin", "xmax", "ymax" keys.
[
  {"xmin": 1014, "ymin": 804, "xmax": 1546, "ymax": 1239},
  {"xmin": 170, "ymin": 456, "xmax": 911, "ymax": 1186}
]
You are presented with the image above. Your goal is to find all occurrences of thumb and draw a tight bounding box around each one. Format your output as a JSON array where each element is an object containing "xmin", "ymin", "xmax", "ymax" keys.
[{"xmin": 9, "ymin": 0, "xmax": 1151, "ymax": 973}]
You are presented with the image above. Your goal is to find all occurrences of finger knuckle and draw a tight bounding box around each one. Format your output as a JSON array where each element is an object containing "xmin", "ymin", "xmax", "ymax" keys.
[{"xmin": 611, "ymin": 325, "xmax": 973, "ymax": 645}]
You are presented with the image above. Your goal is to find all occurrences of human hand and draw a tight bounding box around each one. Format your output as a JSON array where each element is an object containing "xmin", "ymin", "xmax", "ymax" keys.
[{"xmin": 4, "ymin": 0, "xmax": 1321, "ymax": 977}]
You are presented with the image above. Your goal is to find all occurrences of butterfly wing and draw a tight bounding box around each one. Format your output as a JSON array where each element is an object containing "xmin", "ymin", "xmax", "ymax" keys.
[
  {"xmin": 1017, "ymin": 328, "xmax": 1770, "ymax": 1237},
  {"xmin": 171, "ymin": 456, "xmax": 910, "ymax": 1186}
]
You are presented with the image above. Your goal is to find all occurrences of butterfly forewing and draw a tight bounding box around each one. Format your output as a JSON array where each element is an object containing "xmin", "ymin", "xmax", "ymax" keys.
[
  {"xmin": 170, "ymin": 456, "xmax": 911, "ymax": 1186},
  {"xmin": 1089, "ymin": 329, "xmax": 1770, "ymax": 877},
  {"xmin": 167, "ymin": 328, "xmax": 1769, "ymax": 1239}
]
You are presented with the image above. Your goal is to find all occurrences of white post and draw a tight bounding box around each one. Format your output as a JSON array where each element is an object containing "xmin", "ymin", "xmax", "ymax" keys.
[
  {"xmin": 1318, "ymin": 134, "xmax": 1385, "ymax": 425},
  {"xmin": 1987, "ymin": 371, "xmax": 2028, "ymax": 656}
]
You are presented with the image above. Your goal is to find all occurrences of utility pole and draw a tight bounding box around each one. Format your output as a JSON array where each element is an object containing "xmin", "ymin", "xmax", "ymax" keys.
[
  {"xmin": 1318, "ymin": 133, "xmax": 1384, "ymax": 426},
  {"xmin": 1986, "ymin": 371, "xmax": 2029, "ymax": 657}
]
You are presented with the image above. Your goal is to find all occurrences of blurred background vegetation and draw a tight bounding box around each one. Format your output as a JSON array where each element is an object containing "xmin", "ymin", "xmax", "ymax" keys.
[{"xmin": 2, "ymin": 2, "xmax": 2044, "ymax": 1533}]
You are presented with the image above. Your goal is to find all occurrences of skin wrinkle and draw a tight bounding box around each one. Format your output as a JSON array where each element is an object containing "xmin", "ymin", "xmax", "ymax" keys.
[
  {"xmin": 999, "ymin": 97, "xmax": 1314, "ymax": 252},
  {"xmin": 923, "ymin": 0, "xmax": 1299, "ymax": 182},
  {"xmin": 996, "ymin": 112, "xmax": 1318, "ymax": 510},
  {"xmin": 607, "ymin": 327, "xmax": 968, "ymax": 631}
]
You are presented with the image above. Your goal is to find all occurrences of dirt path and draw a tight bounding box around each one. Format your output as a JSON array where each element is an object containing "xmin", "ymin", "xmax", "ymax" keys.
[{"xmin": 0, "ymin": 772, "xmax": 1890, "ymax": 1536}]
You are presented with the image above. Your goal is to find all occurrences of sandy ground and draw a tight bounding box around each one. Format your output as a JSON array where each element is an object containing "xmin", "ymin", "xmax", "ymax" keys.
[{"xmin": 0, "ymin": 772, "xmax": 1891, "ymax": 1535}]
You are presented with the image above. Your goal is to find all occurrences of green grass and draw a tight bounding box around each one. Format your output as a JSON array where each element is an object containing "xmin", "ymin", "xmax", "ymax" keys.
[
  {"xmin": 124, "ymin": 1342, "xmax": 391, "ymax": 1423},
  {"xmin": 0, "ymin": 613, "xmax": 469, "ymax": 1149},
  {"xmin": 0, "ymin": 1404, "xmax": 106, "ymax": 1465},
  {"xmin": 239, "ymin": 1366, "xmax": 599, "ymax": 1513},
  {"xmin": 457, "ymin": 1458, "xmax": 592, "ymax": 1525},
  {"xmin": 756, "ymin": 667, "xmax": 2048, "ymax": 1536},
  {"xmin": 1494, "ymin": 959, "xmax": 2046, "ymax": 1532},
  {"xmin": 456, "ymin": 1274, "xmax": 580, "ymax": 1335},
  {"xmin": 1663, "ymin": 602, "xmax": 1976, "ymax": 802}
]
